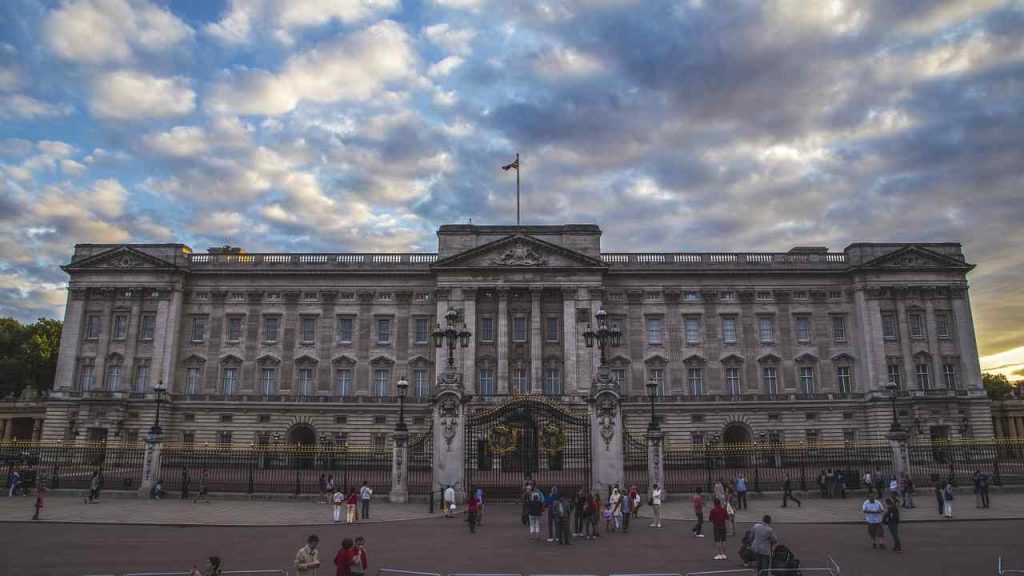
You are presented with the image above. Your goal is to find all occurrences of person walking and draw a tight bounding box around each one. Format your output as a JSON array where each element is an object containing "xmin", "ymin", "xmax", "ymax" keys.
[
  {"xmin": 346, "ymin": 488, "xmax": 359, "ymax": 523},
  {"xmin": 710, "ymin": 498, "xmax": 730, "ymax": 560},
  {"xmin": 180, "ymin": 467, "xmax": 191, "ymax": 501},
  {"xmin": 546, "ymin": 486, "xmax": 561, "ymax": 542},
  {"xmin": 195, "ymin": 468, "xmax": 209, "ymax": 503},
  {"xmin": 974, "ymin": 469, "xmax": 990, "ymax": 509},
  {"xmin": 630, "ymin": 485, "xmax": 642, "ymax": 519},
  {"xmin": 332, "ymin": 487, "xmax": 344, "ymax": 523},
  {"xmin": 573, "ymin": 488, "xmax": 587, "ymax": 536},
  {"xmin": 835, "ymin": 469, "xmax": 847, "ymax": 498},
  {"xmin": 527, "ymin": 492, "xmax": 544, "ymax": 541},
  {"xmin": 443, "ymin": 485, "xmax": 456, "ymax": 518},
  {"xmin": 691, "ymin": 486, "xmax": 705, "ymax": 538},
  {"xmin": 883, "ymin": 498, "xmax": 902, "ymax": 552},
  {"xmin": 620, "ymin": 486, "xmax": 632, "ymax": 533},
  {"xmin": 650, "ymin": 483, "xmax": 663, "ymax": 528},
  {"xmin": 333, "ymin": 538, "xmax": 355, "ymax": 576},
  {"xmin": 86, "ymin": 470, "xmax": 101, "ymax": 503},
  {"xmin": 8, "ymin": 469, "xmax": 21, "ymax": 498},
  {"xmin": 714, "ymin": 477, "xmax": 726, "ymax": 504},
  {"xmin": 32, "ymin": 481, "xmax": 46, "ymax": 520},
  {"xmin": 862, "ymin": 493, "xmax": 885, "ymax": 549},
  {"xmin": 352, "ymin": 537, "xmax": 368, "ymax": 575},
  {"xmin": 817, "ymin": 470, "xmax": 827, "ymax": 499},
  {"xmin": 608, "ymin": 487, "xmax": 622, "ymax": 532},
  {"xmin": 889, "ymin": 477, "xmax": 901, "ymax": 507},
  {"xmin": 319, "ymin": 475, "xmax": 328, "ymax": 504},
  {"xmin": 781, "ymin": 474, "xmax": 801, "ymax": 507},
  {"xmin": 556, "ymin": 494, "xmax": 571, "ymax": 544},
  {"xmin": 467, "ymin": 489, "xmax": 480, "ymax": 533},
  {"xmin": 934, "ymin": 481, "xmax": 945, "ymax": 517},
  {"xmin": 326, "ymin": 475, "xmax": 335, "ymax": 500},
  {"xmin": 589, "ymin": 492, "xmax": 603, "ymax": 538},
  {"xmin": 475, "ymin": 486, "xmax": 485, "ymax": 526},
  {"xmin": 863, "ymin": 470, "xmax": 874, "ymax": 498},
  {"xmin": 751, "ymin": 515, "xmax": 777, "ymax": 574},
  {"xmin": 873, "ymin": 466, "xmax": 885, "ymax": 500},
  {"xmin": 735, "ymin": 474, "xmax": 748, "ymax": 510},
  {"xmin": 726, "ymin": 486, "xmax": 738, "ymax": 536},
  {"xmin": 943, "ymin": 481, "xmax": 955, "ymax": 518},
  {"xmin": 359, "ymin": 481, "xmax": 372, "ymax": 520},
  {"xmin": 294, "ymin": 534, "xmax": 322, "ymax": 575},
  {"xmin": 901, "ymin": 472, "xmax": 915, "ymax": 508}
]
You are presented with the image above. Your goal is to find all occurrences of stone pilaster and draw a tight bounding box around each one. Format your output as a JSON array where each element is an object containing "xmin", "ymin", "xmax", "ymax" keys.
[
  {"xmin": 530, "ymin": 286, "xmax": 542, "ymax": 393},
  {"xmin": 951, "ymin": 287, "xmax": 983, "ymax": 391},
  {"xmin": 390, "ymin": 430, "xmax": 410, "ymax": 503},
  {"xmin": 54, "ymin": 289, "xmax": 86, "ymax": 391},
  {"xmin": 497, "ymin": 288, "xmax": 509, "ymax": 394},
  {"xmin": 461, "ymin": 287, "xmax": 477, "ymax": 392},
  {"xmin": 562, "ymin": 287, "xmax": 579, "ymax": 394}
]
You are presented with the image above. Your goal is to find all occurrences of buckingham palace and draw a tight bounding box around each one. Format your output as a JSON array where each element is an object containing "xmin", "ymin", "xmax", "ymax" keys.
[{"xmin": 39, "ymin": 224, "xmax": 992, "ymax": 458}]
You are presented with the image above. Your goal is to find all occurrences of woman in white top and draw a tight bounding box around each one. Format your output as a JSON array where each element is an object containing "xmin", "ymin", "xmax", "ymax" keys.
[
  {"xmin": 609, "ymin": 488, "xmax": 623, "ymax": 531},
  {"xmin": 649, "ymin": 484, "xmax": 663, "ymax": 528}
]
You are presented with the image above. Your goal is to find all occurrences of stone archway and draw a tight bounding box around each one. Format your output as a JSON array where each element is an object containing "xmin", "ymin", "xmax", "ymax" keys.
[
  {"xmin": 722, "ymin": 422, "xmax": 754, "ymax": 468},
  {"xmin": 286, "ymin": 423, "xmax": 317, "ymax": 445}
]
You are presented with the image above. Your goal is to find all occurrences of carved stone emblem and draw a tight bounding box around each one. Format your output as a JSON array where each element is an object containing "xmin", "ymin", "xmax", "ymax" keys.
[
  {"xmin": 490, "ymin": 241, "xmax": 547, "ymax": 266},
  {"xmin": 595, "ymin": 394, "xmax": 618, "ymax": 451},
  {"xmin": 886, "ymin": 253, "xmax": 934, "ymax": 267},
  {"xmin": 438, "ymin": 394, "xmax": 461, "ymax": 452}
]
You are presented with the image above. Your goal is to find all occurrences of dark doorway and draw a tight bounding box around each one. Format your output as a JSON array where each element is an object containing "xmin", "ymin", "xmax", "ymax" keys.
[{"xmin": 723, "ymin": 423, "xmax": 753, "ymax": 467}]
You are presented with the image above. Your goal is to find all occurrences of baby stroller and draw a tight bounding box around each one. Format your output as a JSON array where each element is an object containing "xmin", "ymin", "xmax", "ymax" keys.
[
  {"xmin": 738, "ymin": 530, "xmax": 756, "ymax": 567},
  {"xmin": 767, "ymin": 544, "xmax": 801, "ymax": 575}
]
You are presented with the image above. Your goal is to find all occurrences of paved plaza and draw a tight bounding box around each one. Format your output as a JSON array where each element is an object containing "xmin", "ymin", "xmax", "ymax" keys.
[{"xmin": 2, "ymin": 493, "xmax": 1024, "ymax": 575}]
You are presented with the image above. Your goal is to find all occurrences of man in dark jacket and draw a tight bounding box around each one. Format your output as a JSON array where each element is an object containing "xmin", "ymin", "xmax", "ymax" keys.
[{"xmin": 782, "ymin": 474, "xmax": 801, "ymax": 507}]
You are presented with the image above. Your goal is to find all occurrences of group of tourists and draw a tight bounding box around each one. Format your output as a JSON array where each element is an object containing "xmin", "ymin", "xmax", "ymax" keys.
[
  {"xmin": 517, "ymin": 481, "xmax": 663, "ymax": 544},
  {"xmin": 293, "ymin": 533, "xmax": 370, "ymax": 576},
  {"xmin": 329, "ymin": 480, "xmax": 374, "ymax": 524}
]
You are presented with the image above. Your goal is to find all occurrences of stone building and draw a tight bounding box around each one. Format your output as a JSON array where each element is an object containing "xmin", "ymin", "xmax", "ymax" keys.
[{"xmin": 41, "ymin": 224, "xmax": 993, "ymax": 451}]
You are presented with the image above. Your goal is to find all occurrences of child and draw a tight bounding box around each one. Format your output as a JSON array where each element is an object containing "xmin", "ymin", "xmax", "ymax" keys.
[
  {"xmin": 603, "ymin": 503, "xmax": 613, "ymax": 532},
  {"xmin": 332, "ymin": 487, "xmax": 345, "ymax": 523}
]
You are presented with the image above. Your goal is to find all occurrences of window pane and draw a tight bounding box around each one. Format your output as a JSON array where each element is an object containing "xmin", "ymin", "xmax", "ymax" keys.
[
  {"xmin": 800, "ymin": 367, "xmax": 814, "ymax": 394},
  {"xmin": 512, "ymin": 317, "xmax": 527, "ymax": 341},
  {"xmin": 86, "ymin": 315, "xmax": 101, "ymax": 339},
  {"xmin": 763, "ymin": 367, "xmax": 778, "ymax": 394},
  {"xmin": 186, "ymin": 367, "xmax": 200, "ymax": 395},
  {"xmin": 114, "ymin": 316, "xmax": 128, "ymax": 340},
  {"xmin": 832, "ymin": 317, "xmax": 846, "ymax": 340},
  {"xmin": 414, "ymin": 369, "xmax": 429, "ymax": 397},
  {"xmin": 916, "ymin": 364, "xmax": 931, "ymax": 389},
  {"xmin": 795, "ymin": 317, "xmax": 810, "ymax": 341},
  {"xmin": 544, "ymin": 368, "xmax": 561, "ymax": 394},
  {"xmin": 650, "ymin": 368, "xmax": 665, "ymax": 395},
  {"xmin": 546, "ymin": 317, "xmax": 559, "ymax": 342},
  {"xmin": 512, "ymin": 368, "xmax": 528, "ymax": 393},
  {"xmin": 265, "ymin": 318, "xmax": 279, "ymax": 342},
  {"xmin": 301, "ymin": 318, "xmax": 316, "ymax": 342},
  {"xmin": 759, "ymin": 318, "xmax": 774, "ymax": 342},
  {"xmin": 141, "ymin": 316, "xmax": 155, "ymax": 340},
  {"xmin": 480, "ymin": 318, "xmax": 494, "ymax": 342},
  {"xmin": 336, "ymin": 369, "xmax": 351, "ymax": 396},
  {"xmin": 726, "ymin": 367, "xmax": 740, "ymax": 395},
  {"xmin": 688, "ymin": 368, "xmax": 702, "ymax": 396},
  {"xmin": 377, "ymin": 319, "xmax": 391, "ymax": 344},
  {"xmin": 415, "ymin": 319, "xmax": 429, "ymax": 344},
  {"xmin": 223, "ymin": 368, "xmax": 238, "ymax": 396},
  {"xmin": 106, "ymin": 366, "xmax": 120, "ymax": 391},
  {"xmin": 909, "ymin": 314, "xmax": 924, "ymax": 338},
  {"xmin": 836, "ymin": 366, "xmax": 851, "ymax": 394},
  {"xmin": 261, "ymin": 368, "xmax": 276, "ymax": 395},
  {"xmin": 646, "ymin": 318, "xmax": 663, "ymax": 344},
  {"xmin": 134, "ymin": 366, "xmax": 148, "ymax": 393},
  {"xmin": 684, "ymin": 318, "xmax": 700, "ymax": 344},
  {"xmin": 882, "ymin": 314, "xmax": 897, "ymax": 339},
  {"xmin": 722, "ymin": 318, "xmax": 737, "ymax": 344},
  {"xmin": 937, "ymin": 314, "xmax": 951, "ymax": 338},
  {"xmin": 374, "ymin": 369, "xmax": 389, "ymax": 396},
  {"xmin": 887, "ymin": 363, "xmax": 902, "ymax": 388},
  {"xmin": 337, "ymin": 318, "xmax": 353, "ymax": 343},
  {"xmin": 192, "ymin": 318, "xmax": 205, "ymax": 342},
  {"xmin": 479, "ymin": 368, "xmax": 495, "ymax": 395}
]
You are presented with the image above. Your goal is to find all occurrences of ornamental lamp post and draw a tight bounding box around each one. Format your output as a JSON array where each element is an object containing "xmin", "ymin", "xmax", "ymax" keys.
[
  {"xmin": 645, "ymin": 377, "xmax": 660, "ymax": 432},
  {"xmin": 149, "ymin": 380, "xmax": 168, "ymax": 436},
  {"xmin": 433, "ymin": 307, "xmax": 472, "ymax": 368},
  {"xmin": 395, "ymin": 375, "xmax": 410, "ymax": 432},
  {"xmin": 582, "ymin": 308, "xmax": 622, "ymax": 366},
  {"xmin": 885, "ymin": 381, "xmax": 902, "ymax": 432}
]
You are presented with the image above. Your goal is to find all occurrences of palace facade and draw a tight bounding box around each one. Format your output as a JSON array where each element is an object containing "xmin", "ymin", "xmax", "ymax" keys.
[{"xmin": 40, "ymin": 224, "xmax": 993, "ymax": 449}]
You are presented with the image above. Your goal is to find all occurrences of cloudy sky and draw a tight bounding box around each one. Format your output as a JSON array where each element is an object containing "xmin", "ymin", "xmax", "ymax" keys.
[{"xmin": 0, "ymin": 0, "xmax": 1022, "ymax": 376}]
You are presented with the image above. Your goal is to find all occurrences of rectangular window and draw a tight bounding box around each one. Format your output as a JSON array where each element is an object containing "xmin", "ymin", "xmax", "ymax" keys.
[
  {"xmin": 414, "ymin": 369, "xmax": 429, "ymax": 397},
  {"xmin": 264, "ymin": 317, "xmax": 279, "ymax": 342},
  {"xmin": 800, "ymin": 367, "xmax": 815, "ymax": 394},
  {"xmin": 684, "ymin": 317, "xmax": 701, "ymax": 345},
  {"xmin": 182, "ymin": 432, "xmax": 195, "ymax": 444},
  {"xmin": 795, "ymin": 317, "xmax": 810, "ymax": 342},
  {"xmin": 415, "ymin": 318, "xmax": 430, "ymax": 344},
  {"xmin": 793, "ymin": 291, "xmax": 809, "ymax": 302},
  {"xmin": 806, "ymin": 430, "xmax": 820, "ymax": 444},
  {"xmin": 335, "ymin": 368, "xmax": 352, "ymax": 396},
  {"xmin": 722, "ymin": 317, "xmax": 737, "ymax": 344},
  {"xmin": 113, "ymin": 315, "xmax": 128, "ymax": 340},
  {"xmin": 843, "ymin": 429, "xmax": 857, "ymax": 443},
  {"xmin": 372, "ymin": 434, "xmax": 387, "ymax": 448},
  {"xmin": 223, "ymin": 368, "xmax": 238, "ymax": 396},
  {"xmin": 725, "ymin": 367, "xmax": 740, "ymax": 395},
  {"xmin": 688, "ymin": 368, "xmax": 703, "ymax": 396},
  {"xmin": 882, "ymin": 313, "xmax": 897, "ymax": 340},
  {"xmin": 546, "ymin": 317, "xmax": 560, "ymax": 342},
  {"xmin": 762, "ymin": 366, "xmax": 778, "ymax": 395},
  {"xmin": 909, "ymin": 313, "xmax": 924, "ymax": 339},
  {"xmin": 86, "ymin": 315, "xmax": 101, "ymax": 340},
  {"xmin": 512, "ymin": 368, "xmax": 528, "ymax": 394},
  {"xmin": 692, "ymin": 432, "xmax": 706, "ymax": 446},
  {"xmin": 479, "ymin": 317, "xmax": 494, "ymax": 343},
  {"xmin": 227, "ymin": 317, "xmax": 243, "ymax": 341},
  {"xmin": 374, "ymin": 369, "xmax": 389, "ymax": 396},
  {"xmin": 758, "ymin": 317, "xmax": 774, "ymax": 342},
  {"xmin": 937, "ymin": 313, "xmax": 951, "ymax": 339},
  {"xmin": 829, "ymin": 291, "xmax": 843, "ymax": 301},
  {"xmin": 133, "ymin": 365, "xmax": 149, "ymax": 393},
  {"xmin": 836, "ymin": 366, "xmax": 852, "ymax": 394},
  {"xmin": 544, "ymin": 368, "xmax": 561, "ymax": 395},
  {"xmin": 376, "ymin": 318, "xmax": 391, "ymax": 344},
  {"xmin": 140, "ymin": 315, "xmax": 155, "ymax": 341},
  {"xmin": 650, "ymin": 368, "xmax": 666, "ymax": 396},
  {"xmin": 191, "ymin": 317, "xmax": 206, "ymax": 342},
  {"xmin": 756, "ymin": 291, "xmax": 772, "ymax": 301},
  {"xmin": 218, "ymin": 431, "xmax": 232, "ymax": 445},
  {"xmin": 301, "ymin": 318, "xmax": 316, "ymax": 343},
  {"xmin": 337, "ymin": 318, "xmax": 353, "ymax": 344},
  {"xmin": 260, "ymin": 368, "xmax": 276, "ymax": 396},
  {"xmin": 887, "ymin": 361, "xmax": 902, "ymax": 389},
  {"xmin": 479, "ymin": 368, "xmax": 495, "ymax": 396},
  {"xmin": 298, "ymin": 368, "xmax": 314, "ymax": 396},
  {"xmin": 105, "ymin": 365, "xmax": 121, "ymax": 391},
  {"xmin": 943, "ymin": 362, "xmax": 959, "ymax": 389},
  {"xmin": 916, "ymin": 363, "xmax": 931, "ymax": 389},
  {"xmin": 512, "ymin": 317, "xmax": 527, "ymax": 342},
  {"xmin": 720, "ymin": 291, "xmax": 736, "ymax": 302},
  {"xmin": 832, "ymin": 316, "xmax": 847, "ymax": 341},
  {"xmin": 186, "ymin": 367, "xmax": 201, "ymax": 395},
  {"xmin": 646, "ymin": 317, "xmax": 663, "ymax": 344},
  {"xmin": 80, "ymin": 364, "xmax": 95, "ymax": 390},
  {"xmin": 612, "ymin": 368, "xmax": 627, "ymax": 388}
]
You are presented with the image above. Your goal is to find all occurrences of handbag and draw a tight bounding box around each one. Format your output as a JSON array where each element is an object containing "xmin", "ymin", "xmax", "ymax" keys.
[
  {"xmin": 727, "ymin": 502, "xmax": 735, "ymax": 516},
  {"xmin": 647, "ymin": 498, "xmax": 654, "ymax": 506}
]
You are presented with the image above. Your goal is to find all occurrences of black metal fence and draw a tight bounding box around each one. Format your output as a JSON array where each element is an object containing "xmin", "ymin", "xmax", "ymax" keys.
[
  {"xmin": 907, "ymin": 439, "xmax": 1024, "ymax": 487},
  {"xmin": 623, "ymin": 428, "xmax": 648, "ymax": 490},
  {"xmin": 160, "ymin": 443, "xmax": 393, "ymax": 495},
  {"xmin": 0, "ymin": 440, "xmax": 145, "ymax": 491},
  {"xmin": 407, "ymin": 425, "xmax": 433, "ymax": 495}
]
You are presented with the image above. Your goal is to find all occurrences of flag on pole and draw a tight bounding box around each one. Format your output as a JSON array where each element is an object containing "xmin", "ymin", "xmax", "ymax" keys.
[{"xmin": 502, "ymin": 158, "xmax": 519, "ymax": 171}]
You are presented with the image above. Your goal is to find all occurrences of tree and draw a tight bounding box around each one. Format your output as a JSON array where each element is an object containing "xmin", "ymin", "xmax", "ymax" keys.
[
  {"xmin": 983, "ymin": 372, "xmax": 1015, "ymax": 400},
  {"xmin": 0, "ymin": 317, "xmax": 62, "ymax": 398}
]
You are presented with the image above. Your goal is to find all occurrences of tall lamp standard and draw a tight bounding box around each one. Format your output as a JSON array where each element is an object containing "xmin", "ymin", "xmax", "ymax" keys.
[
  {"xmin": 149, "ymin": 380, "xmax": 168, "ymax": 436},
  {"xmin": 433, "ymin": 308, "xmax": 471, "ymax": 369},
  {"xmin": 645, "ymin": 377, "xmax": 660, "ymax": 431},
  {"xmin": 395, "ymin": 375, "xmax": 410, "ymax": 432},
  {"xmin": 582, "ymin": 308, "xmax": 622, "ymax": 367},
  {"xmin": 885, "ymin": 381, "xmax": 903, "ymax": 432}
]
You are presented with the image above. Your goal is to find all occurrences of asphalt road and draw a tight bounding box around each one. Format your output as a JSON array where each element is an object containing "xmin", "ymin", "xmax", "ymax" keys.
[{"xmin": 1, "ymin": 504, "xmax": 1021, "ymax": 575}]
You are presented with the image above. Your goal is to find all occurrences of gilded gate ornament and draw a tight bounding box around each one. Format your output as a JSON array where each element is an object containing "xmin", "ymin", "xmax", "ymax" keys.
[{"xmin": 487, "ymin": 424, "xmax": 519, "ymax": 455}]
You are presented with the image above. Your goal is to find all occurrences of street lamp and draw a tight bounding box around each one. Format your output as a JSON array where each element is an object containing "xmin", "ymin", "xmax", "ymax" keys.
[
  {"xmin": 645, "ymin": 377, "xmax": 660, "ymax": 431},
  {"xmin": 433, "ymin": 307, "xmax": 471, "ymax": 368},
  {"xmin": 395, "ymin": 375, "xmax": 410, "ymax": 432},
  {"xmin": 885, "ymin": 382, "xmax": 902, "ymax": 432},
  {"xmin": 149, "ymin": 380, "xmax": 168, "ymax": 436},
  {"xmin": 582, "ymin": 308, "xmax": 622, "ymax": 366}
]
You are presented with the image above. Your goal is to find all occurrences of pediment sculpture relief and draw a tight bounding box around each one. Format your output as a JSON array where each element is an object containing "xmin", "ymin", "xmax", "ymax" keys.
[{"xmin": 489, "ymin": 241, "xmax": 548, "ymax": 266}]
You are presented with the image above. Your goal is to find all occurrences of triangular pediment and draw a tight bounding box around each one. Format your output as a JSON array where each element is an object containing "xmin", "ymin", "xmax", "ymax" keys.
[
  {"xmin": 63, "ymin": 246, "xmax": 181, "ymax": 272},
  {"xmin": 432, "ymin": 234, "xmax": 606, "ymax": 270},
  {"xmin": 856, "ymin": 246, "xmax": 972, "ymax": 271}
]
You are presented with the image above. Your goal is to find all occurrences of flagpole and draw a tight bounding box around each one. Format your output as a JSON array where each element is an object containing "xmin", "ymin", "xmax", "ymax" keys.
[{"xmin": 516, "ymin": 153, "xmax": 520, "ymax": 226}]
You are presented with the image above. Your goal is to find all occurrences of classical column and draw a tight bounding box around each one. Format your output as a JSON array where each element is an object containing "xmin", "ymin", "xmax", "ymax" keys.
[
  {"xmin": 497, "ymin": 288, "xmax": 509, "ymax": 394},
  {"xmin": 390, "ymin": 430, "xmax": 410, "ymax": 503},
  {"xmin": 461, "ymin": 287, "xmax": 477, "ymax": 392},
  {"xmin": 54, "ymin": 288, "xmax": 87, "ymax": 391},
  {"xmin": 151, "ymin": 289, "xmax": 183, "ymax": 393},
  {"xmin": 951, "ymin": 287, "xmax": 983, "ymax": 391},
  {"xmin": 924, "ymin": 297, "xmax": 944, "ymax": 388},
  {"xmin": 562, "ymin": 287, "xmax": 578, "ymax": 394},
  {"xmin": 0, "ymin": 419, "xmax": 9, "ymax": 440},
  {"xmin": 530, "ymin": 286, "xmax": 542, "ymax": 393},
  {"xmin": 895, "ymin": 297, "xmax": 916, "ymax": 389},
  {"xmin": 435, "ymin": 288, "xmax": 452, "ymax": 371},
  {"xmin": 854, "ymin": 288, "xmax": 886, "ymax": 392}
]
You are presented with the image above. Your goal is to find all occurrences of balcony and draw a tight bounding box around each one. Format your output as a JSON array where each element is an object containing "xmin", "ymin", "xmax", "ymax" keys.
[
  {"xmin": 168, "ymin": 394, "xmax": 435, "ymax": 404},
  {"xmin": 601, "ymin": 251, "xmax": 848, "ymax": 270},
  {"xmin": 188, "ymin": 252, "xmax": 438, "ymax": 271},
  {"xmin": 620, "ymin": 392, "xmax": 863, "ymax": 404}
]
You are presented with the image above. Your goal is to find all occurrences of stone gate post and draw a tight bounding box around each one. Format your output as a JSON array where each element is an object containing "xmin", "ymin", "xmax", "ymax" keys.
[
  {"xmin": 433, "ymin": 367, "xmax": 468, "ymax": 503},
  {"xmin": 888, "ymin": 429, "xmax": 911, "ymax": 479},
  {"xmin": 646, "ymin": 429, "xmax": 665, "ymax": 498},
  {"xmin": 390, "ymin": 430, "xmax": 410, "ymax": 503},
  {"xmin": 139, "ymin": 432, "xmax": 163, "ymax": 498},
  {"xmin": 588, "ymin": 365, "xmax": 624, "ymax": 494}
]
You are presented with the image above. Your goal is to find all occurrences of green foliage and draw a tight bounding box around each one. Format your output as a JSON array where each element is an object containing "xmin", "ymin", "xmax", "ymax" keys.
[
  {"xmin": 0, "ymin": 317, "xmax": 62, "ymax": 398},
  {"xmin": 983, "ymin": 372, "xmax": 1016, "ymax": 400}
]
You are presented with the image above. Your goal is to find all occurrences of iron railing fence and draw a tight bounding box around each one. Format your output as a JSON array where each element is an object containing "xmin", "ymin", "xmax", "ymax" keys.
[
  {"xmin": 623, "ymin": 428, "xmax": 649, "ymax": 490},
  {"xmin": 0, "ymin": 439, "xmax": 145, "ymax": 491},
  {"xmin": 407, "ymin": 425, "xmax": 434, "ymax": 495}
]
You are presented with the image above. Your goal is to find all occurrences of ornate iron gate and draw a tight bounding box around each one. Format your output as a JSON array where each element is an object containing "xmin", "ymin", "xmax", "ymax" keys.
[{"xmin": 465, "ymin": 396, "xmax": 591, "ymax": 499}]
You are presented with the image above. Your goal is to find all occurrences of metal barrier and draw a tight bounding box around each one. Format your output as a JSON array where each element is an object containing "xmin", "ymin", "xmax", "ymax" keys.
[
  {"xmin": 123, "ymin": 571, "xmax": 287, "ymax": 576},
  {"xmin": 999, "ymin": 557, "xmax": 1024, "ymax": 574},
  {"xmin": 610, "ymin": 573, "xmax": 682, "ymax": 576},
  {"xmin": 376, "ymin": 570, "xmax": 442, "ymax": 576},
  {"xmin": 685, "ymin": 570, "xmax": 755, "ymax": 576},
  {"xmin": 758, "ymin": 555, "xmax": 839, "ymax": 576}
]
